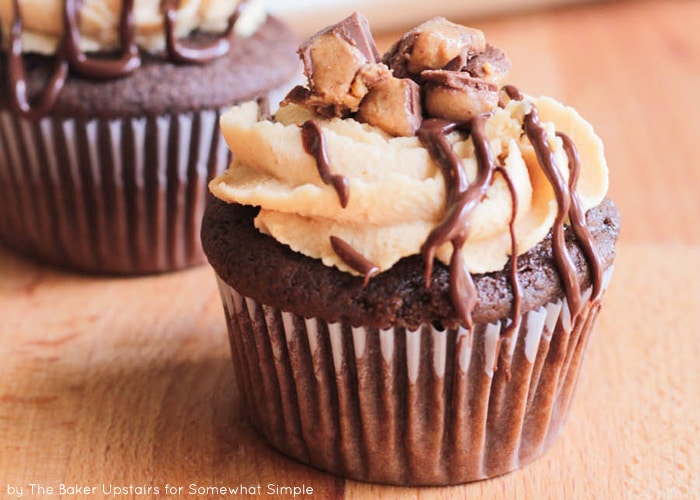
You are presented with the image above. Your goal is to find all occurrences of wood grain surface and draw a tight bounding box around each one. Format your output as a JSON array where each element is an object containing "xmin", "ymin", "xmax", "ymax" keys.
[{"xmin": 1, "ymin": 0, "xmax": 699, "ymax": 498}]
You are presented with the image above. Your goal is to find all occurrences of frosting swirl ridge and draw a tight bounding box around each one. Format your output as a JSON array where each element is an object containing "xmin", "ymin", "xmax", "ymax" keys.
[
  {"xmin": 0, "ymin": 0, "xmax": 265, "ymax": 55},
  {"xmin": 210, "ymin": 93, "xmax": 608, "ymax": 276}
]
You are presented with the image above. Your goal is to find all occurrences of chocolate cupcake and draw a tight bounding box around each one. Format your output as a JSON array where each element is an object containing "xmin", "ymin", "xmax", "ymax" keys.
[
  {"xmin": 202, "ymin": 13, "xmax": 621, "ymax": 485},
  {"xmin": 0, "ymin": 0, "xmax": 299, "ymax": 274}
]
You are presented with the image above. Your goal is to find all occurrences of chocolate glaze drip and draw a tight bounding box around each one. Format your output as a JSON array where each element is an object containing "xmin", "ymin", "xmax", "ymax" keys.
[
  {"xmin": 501, "ymin": 83, "xmax": 605, "ymax": 314},
  {"xmin": 63, "ymin": 0, "xmax": 141, "ymax": 79},
  {"xmin": 6, "ymin": 0, "xmax": 250, "ymax": 120},
  {"xmin": 417, "ymin": 83, "xmax": 603, "ymax": 332},
  {"xmin": 417, "ymin": 114, "xmax": 496, "ymax": 329},
  {"xmin": 163, "ymin": 0, "xmax": 247, "ymax": 64},
  {"xmin": 300, "ymin": 119, "xmax": 350, "ymax": 208},
  {"xmin": 502, "ymin": 84, "xmax": 523, "ymax": 101},
  {"xmin": 557, "ymin": 131, "xmax": 604, "ymax": 301},
  {"xmin": 494, "ymin": 165, "xmax": 522, "ymax": 378},
  {"xmin": 330, "ymin": 235, "xmax": 379, "ymax": 287},
  {"xmin": 8, "ymin": 0, "xmax": 69, "ymax": 120},
  {"xmin": 524, "ymin": 106, "xmax": 583, "ymax": 318},
  {"xmin": 294, "ymin": 81, "xmax": 604, "ymax": 333}
]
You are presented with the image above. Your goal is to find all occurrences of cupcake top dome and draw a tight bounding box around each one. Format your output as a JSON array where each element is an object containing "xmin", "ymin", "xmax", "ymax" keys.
[
  {"xmin": 0, "ymin": 0, "xmax": 267, "ymax": 119},
  {"xmin": 209, "ymin": 12, "xmax": 611, "ymax": 328}
]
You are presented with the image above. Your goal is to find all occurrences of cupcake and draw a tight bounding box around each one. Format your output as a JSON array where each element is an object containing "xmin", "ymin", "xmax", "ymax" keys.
[
  {"xmin": 202, "ymin": 12, "xmax": 620, "ymax": 485},
  {"xmin": 0, "ymin": 0, "xmax": 299, "ymax": 274}
]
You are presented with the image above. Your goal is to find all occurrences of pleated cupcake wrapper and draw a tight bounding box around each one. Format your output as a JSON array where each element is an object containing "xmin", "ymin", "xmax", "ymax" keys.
[
  {"xmin": 216, "ymin": 266, "xmax": 614, "ymax": 486},
  {"xmin": 0, "ymin": 109, "xmax": 229, "ymax": 274}
]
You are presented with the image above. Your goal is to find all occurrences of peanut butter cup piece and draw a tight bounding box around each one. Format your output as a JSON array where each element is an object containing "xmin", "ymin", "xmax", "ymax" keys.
[
  {"xmin": 465, "ymin": 44, "xmax": 512, "ymax": 85},
  {"xmin": 423, "ymin": 70, "xmax": 499, "ymax": 121},
  {"xmin": 383, "ymin": 17, "xmax": 486, "ymax": 78},
  {"xmin": 298, "ymin": 12, "xmax": 384, "ymax": 113},
  {"xmin": 357, "ymin": 77, "xmax": 422, "ymax": 137}
]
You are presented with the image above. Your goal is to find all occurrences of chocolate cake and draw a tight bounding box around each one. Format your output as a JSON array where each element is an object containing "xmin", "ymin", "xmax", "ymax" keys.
[
  {"xmin": 202, "ymin": 12, "xmax": 620, "ymax": 485},
  {"xmin": 0, "ymin": 0, "xmax": 299, "ymax": 274},
  {"xmin": 203, "ymin": 198, "xmax": 619, "ymax": 329}
]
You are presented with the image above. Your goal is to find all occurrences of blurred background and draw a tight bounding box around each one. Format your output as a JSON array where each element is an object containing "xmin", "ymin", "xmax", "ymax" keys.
[{"xmin": 265, "ymin": 0, "xmax": 597, "ymax": 35}]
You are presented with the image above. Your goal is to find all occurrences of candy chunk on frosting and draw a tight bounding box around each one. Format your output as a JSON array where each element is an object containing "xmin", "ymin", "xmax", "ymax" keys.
[
  {"xmin": 211, "ymin": 95, "xmax": 607, "ymax": 275},
  {"xmin": 383, "ymin": 17, "xmax": 486, "ymax": 77},
  {"xmin": 0, "ymin": 0, "xmax": 265, "ymax": 55}
]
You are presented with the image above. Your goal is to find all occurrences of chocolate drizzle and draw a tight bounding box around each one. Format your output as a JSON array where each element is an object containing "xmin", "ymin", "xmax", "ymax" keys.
[
  {"xmin": 330, "ymin": 235, "xmax": 379, "ymax": 286},
  {"xmin": 416, "ymin": 84, "xmax": 604, "ymax": 331},
  {"xmin": 502, "ymin": 84, "xmax": 523, "ymax": 102},
  {"xmin": 417, "ymin": 114, "xmax": 496, "ymax": 329},
  {"xmin": 557, "ymin": 131, "xmax": 604, "ymax": 301},
  {"xmin": 524, "ymin": 106, "xmax": 583, "ymax": 318},
  {"xmin": 301, "ymin": 84, "xmax": 604, "ymax": 332},
  {"xmin": 495, "ymin": 165, "xmax": 523, "ymax": 335},
  {"xmin": 7, "ymin": 0, "xmax": 69, "ymax": 120},
  {"xmin": 502, "ymin": 82, "xmax": 604, "ymax": 310},
  {"xmin": 163, "ymin": 0, "xmax": 246, "ymax": 64},
  {"xmin": 63, "ymin": 0, "xmax": 141, "ymax": 79},
  {"xmin": 300, "ymin": 119, "xmax": 350, "ymax": 207},
  {"xmin": 6, "ymin": 0, "xmax": 250, "ymax": 120},
  {"xmin": 494, "ymin": 165, "xmax": 521, "ymax": 379}
]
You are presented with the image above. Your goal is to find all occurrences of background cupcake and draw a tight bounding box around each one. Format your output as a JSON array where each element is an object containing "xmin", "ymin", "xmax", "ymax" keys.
[
  {"xmin": 0, "ymin": 0, "xmax": 299, "ymax": 274},
  {"xmin": 202, "ymin": 13, "xmax": 620, "ymax": 485}
]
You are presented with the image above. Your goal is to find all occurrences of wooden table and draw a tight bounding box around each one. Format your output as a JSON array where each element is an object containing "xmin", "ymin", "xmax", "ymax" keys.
[{"xmin": 2, "ymin": 0, "xmax": 699, "ymax": 498}]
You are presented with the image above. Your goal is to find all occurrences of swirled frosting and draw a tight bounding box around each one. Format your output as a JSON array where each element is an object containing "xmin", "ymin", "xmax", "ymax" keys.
[
  {"xmin": 209, "ymin": 13, "xmax": 609, "ymax": 327},
  {"xmin": 0, "ymin": 0, "xmax": 265, "ymax": 55},
  {"xmin": 211, "ymin": 94, "xmax": 607, "ymax": 275}
]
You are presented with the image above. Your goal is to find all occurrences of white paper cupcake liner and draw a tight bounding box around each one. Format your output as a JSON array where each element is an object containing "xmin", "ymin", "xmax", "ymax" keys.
[
  {"xmin": 0, "ymin": 108, "xmax": 229, "ymax": 274},
  {"xmin": 215, "ymin": 266, "xmax": 613, "ymax": 485}
]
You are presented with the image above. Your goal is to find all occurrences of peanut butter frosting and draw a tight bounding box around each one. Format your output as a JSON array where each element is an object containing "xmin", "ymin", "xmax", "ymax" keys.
[
  {"xmin": 213, "ymin": 93, "xmax": 607, "ymax": 271},
  {"xmin": 0, "ymin": 0, "xmax": 265, "ymax": 55},
  {"xmin": 209, "ymin": 13, "xmax": 610, "ymax": 327}
]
